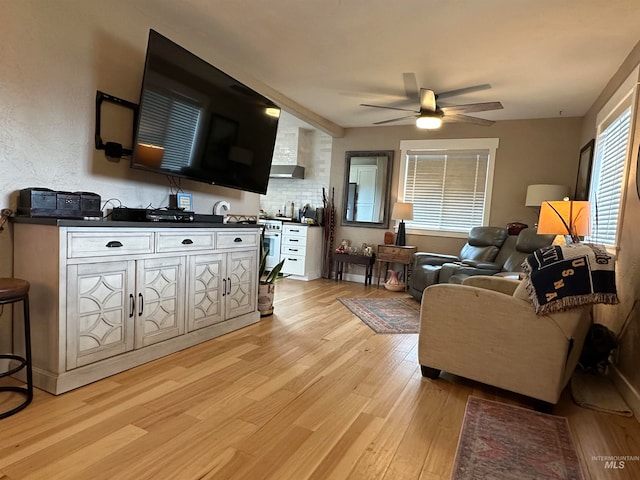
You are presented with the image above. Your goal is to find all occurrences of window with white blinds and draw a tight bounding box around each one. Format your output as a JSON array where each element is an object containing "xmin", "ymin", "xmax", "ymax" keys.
[
  {"xmin": 587, "ymin": 107, "xmax": 632, "ymax": 246},
  {"xmin": 586, "ymin": 67, "xmax": 637, "ymax": 248},
  {"xmin": 137, "ymin": 89, "xmax": 203, "ymax": 172},
  {"xmin": 399, "ymin": 139, "xmax": 498, "ymax": 235}
]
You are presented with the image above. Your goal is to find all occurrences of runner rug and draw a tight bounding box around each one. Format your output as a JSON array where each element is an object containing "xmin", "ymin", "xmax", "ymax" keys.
[
  {"xmin": 570, "ymin": 369, "xmax": 633, "ymax": 416},
  {"xmin": 337, "ymin": 296, "xmax": 419, "ymax": 334},
  {"xmin": 452, "ymin": 396, "xmax": 584, "ymax": 480}
]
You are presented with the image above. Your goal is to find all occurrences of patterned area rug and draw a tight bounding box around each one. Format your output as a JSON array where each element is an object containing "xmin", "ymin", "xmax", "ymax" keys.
[
  {"xmin": 452, "ymin": 396, "xmax": 584, "ymax": 480},
  {"xmin": 337, "ymin": 296, "xmax": 419, "ymax": 333}
]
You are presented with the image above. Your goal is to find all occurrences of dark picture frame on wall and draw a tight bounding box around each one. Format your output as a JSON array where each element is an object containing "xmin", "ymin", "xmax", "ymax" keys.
[{"xmin": 575, "ymin": 139, "xmax": 595, "ymax": 201}]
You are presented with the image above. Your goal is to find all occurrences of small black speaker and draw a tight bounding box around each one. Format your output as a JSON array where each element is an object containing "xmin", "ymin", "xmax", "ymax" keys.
[{"xmin": 105, "ymin": 142, "xmax": 123, "ymax": 158}]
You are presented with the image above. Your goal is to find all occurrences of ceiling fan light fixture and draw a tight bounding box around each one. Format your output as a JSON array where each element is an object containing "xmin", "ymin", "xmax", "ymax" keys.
[{"xmin": 416, "ymin": 114, "xmax": 442, "ymax": 129}]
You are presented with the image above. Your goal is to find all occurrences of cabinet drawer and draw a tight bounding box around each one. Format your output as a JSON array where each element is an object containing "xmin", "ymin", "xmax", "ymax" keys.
[
  {"xmin": 281, "ymin": 253, "xmax": 306, "ymax": 275},
  {"xmin": 68, "ymin": 232, "xmax": 154, "ymax": 258},
  {"xmin": 282, "ymin": 235, "xmax": 307, "ymax": 248},
  {"xmin": 282, "ymin": 225, "xmax": 307, "ymax": 236},
  {"xmin": 281, "ymin": 244, "xmax": 306, "ymax": 256},
  {"xmin": 156, "ymin": 231, "xmax": 215, "ymax": 253},
  {"xmin": 216, "ymin": 231, "xmax": 258, "ymax": 249},
  {"xmin": 377, "ymin": 246, "xmax": 416, "ymax": 263}
]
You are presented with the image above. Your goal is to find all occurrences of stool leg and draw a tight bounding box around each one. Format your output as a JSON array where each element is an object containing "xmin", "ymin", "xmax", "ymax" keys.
[
  {"xmin": 23, "ymin": 293, "xmax": 34, "ymax": 402},
  {"xmin": 0, "ymin": 294, "xmax": 33, "ymax": 419}
]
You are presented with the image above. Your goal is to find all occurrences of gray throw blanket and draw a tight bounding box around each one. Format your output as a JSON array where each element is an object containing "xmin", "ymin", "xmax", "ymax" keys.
[{"xmin": 522, "ymin": 243, "xmax": 618, "ymax": 314}]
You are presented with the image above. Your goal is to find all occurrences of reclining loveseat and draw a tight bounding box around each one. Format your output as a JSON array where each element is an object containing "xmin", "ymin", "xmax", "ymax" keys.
[
  {"xmin": 438, "ymin": 227, "xmax": 555, "ymax": 283},
  {"xmin": 408, "ymin": 226, "xmax": 508, "ymax": 301},
  {"xmin": 408, "ymin": 227, "xmax": 555, "ymax": 300}
]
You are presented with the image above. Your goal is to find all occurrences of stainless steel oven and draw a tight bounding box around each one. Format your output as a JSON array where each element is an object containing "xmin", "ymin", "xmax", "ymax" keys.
[{"xmin": 258, "ymin": 219, "xmax": 282, "ymax": 270}]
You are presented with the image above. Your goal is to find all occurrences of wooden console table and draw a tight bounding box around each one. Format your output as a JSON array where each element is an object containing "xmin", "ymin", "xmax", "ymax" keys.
[
  {"xmin": 334, "ymin": 252, "xmax": 376, "ymax": 285},
  {"xmin": 375, "ymin": 245, "xmax": 417, "ymax": 289}
]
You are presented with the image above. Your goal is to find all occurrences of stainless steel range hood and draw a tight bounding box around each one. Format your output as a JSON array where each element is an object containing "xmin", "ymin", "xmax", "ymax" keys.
[{"xmin": 269, "ymin": 164, "xmax": 305, "ymax": 179}]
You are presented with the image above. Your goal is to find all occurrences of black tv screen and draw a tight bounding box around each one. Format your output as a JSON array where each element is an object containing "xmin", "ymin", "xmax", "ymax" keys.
[{"xmin": 131, "ymin": 29, "xmax": 281, "ymax": 194}]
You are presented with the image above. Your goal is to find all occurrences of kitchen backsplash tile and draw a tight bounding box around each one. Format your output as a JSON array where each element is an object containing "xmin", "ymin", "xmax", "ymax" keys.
[{"xmin": 261, "ymin": 127, "xmax": 332, "ymax": 218}]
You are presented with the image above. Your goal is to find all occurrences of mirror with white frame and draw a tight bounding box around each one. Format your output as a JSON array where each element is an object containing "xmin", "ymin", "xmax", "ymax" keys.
[{"xmin": 341, "ymin": 150, "xmax": 394, "ymax": 228}]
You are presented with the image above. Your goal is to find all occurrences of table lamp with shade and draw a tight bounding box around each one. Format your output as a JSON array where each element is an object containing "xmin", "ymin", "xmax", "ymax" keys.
[
  {"xmin": 537, "ymin": 199, "xmax": 590, "ymax": 244},
  {"xmin": 392, "ymin": 202, "xmax": 413, "ymax": 246},
  {"xmin": 525, "ymin": 184, "xmax": 571, "ymax": 225}
]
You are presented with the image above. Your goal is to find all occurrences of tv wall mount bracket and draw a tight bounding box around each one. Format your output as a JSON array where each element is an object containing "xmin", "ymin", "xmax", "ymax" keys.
[{"xmin": 94, "ymin": 90, "xmax": 139, "ymax": 160}]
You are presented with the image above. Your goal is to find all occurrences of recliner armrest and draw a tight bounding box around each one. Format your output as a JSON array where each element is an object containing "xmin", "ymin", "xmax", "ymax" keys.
[
  {"xmin": 439, "ymin": 262, "xmax": 501, "ymax": 284},
  {"xmin": 413, "ymin": 252, "xmax": 460, "ymax": 267},
  {"xmin": 461, "ymin": 275, "xmax": 521, "ymax": 295},
  {"xmin": 460, "ymin": 259, "xmax": 501, "ymax": 269}
]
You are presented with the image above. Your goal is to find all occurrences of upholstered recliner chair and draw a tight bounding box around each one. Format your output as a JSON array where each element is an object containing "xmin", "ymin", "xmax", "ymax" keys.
[
  {"xmin": 408, "ymin": 226, "xmax": 508, "ymax": 301},
  {"xmin": 437, "ymin": 228, "xmax": 555, "ymax": 284},
  {"xmin": 418, "ymin": 275, "xmax": 592, "ymax": 407}
]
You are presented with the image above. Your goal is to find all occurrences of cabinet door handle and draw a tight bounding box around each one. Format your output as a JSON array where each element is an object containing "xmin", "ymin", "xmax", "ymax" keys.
[
  {"xmin": 288, "ymin": 258, "xmax": 298, "ymax": 261},
  {"xmin": 129, "ymin": 294, "xmax": 134, "ymax": 318},
  {"xmin": 291, "ymin": 229, "xmax": 300, "ymax": 233},
  {"xmin": 289, "ymin": 248, "xmax": 299, "ymax": 252},
  {"xmin": 181, "ymin": 238, "xmax": 193, "ymax": 245},
  {"xmin": 106, "ymin": 241, "xmax": 123, "ymax": 248},
  {"xmin": 222, "ymin": 278, "xmax": 226, "ymax": 297},
  {"xmin": 234, "ymin": 237, "xmax": 243, "ymax": 243},
  {"xmin": 290, "ymin": 239, "xmax": 299, "ymax": 242},
  {"xmin": 138, "ymin": 293, "xmax": 144, "ymax": 316},
  {"xmin": 227, "ymin": 277, "xmax": 231, "ymax": 295}
]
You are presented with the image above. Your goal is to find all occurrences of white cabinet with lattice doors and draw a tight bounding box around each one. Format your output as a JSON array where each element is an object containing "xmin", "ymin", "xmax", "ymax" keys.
[
  {"xmin": 66, "ymin": 255, "xmax": 186, "ymax": 368},
  {"xmin": 187, "ymin": 248, "xmax": 257, "ymax": 332},
  {"xmin": 66, "ymin": 260, "xmax": 135, "ymax": 369},
  {"xmin": 13, "ymin": 222, "xmax": 260, "ymax": 395},
  {"xmin": 136, "ymin": 256, "xmax": 186, "ymax": 348}
]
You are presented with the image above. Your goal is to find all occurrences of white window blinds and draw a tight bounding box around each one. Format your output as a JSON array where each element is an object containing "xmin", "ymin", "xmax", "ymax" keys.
[
  {"xmin": 402, "ymin": 147, "xmax": 492, "ymax": 233},
  {"xmin": 587, "ymin": 106, "xmax": 632, "ymax": 246}
]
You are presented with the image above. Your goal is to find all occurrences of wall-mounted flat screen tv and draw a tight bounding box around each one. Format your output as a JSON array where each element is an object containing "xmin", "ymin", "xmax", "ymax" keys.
[{"xmin": 131, "ymin": 29, "xmax": 281, "ymax": 195}]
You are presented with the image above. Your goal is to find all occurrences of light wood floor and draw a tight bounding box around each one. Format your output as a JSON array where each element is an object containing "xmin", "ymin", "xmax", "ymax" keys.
[{"xmin": 1, "ymin": 278, "xmax": 639, "ymax": 480}]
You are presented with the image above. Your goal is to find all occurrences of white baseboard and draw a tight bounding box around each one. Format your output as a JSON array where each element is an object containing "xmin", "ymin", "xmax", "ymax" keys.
[
  {"xmin": 610, "ymin": 364, "xmax": 640, "ymax": 422},
  {"xmin": 342, "ymin": 272, "xmax": 378, "ymax": 286}
]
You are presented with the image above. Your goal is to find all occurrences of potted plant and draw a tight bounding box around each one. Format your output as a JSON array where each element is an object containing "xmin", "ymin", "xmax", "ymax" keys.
[{"xmin": 258, "ymin": 232, "xmax": 286, "ymax": 316}]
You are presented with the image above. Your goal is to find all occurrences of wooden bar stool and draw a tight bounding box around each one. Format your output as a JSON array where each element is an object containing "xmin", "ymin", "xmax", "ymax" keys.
[{"xmin": 0, "ymin": 278, "xmax": 33, "ymax": 419}]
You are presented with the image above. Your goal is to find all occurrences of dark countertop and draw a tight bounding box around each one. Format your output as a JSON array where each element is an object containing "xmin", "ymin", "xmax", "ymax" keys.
[
  {"xmin": 284, "ymin": 221, "xmax": 321, "ymax": 227},
  {"xmin": 263, "ymin": 217, "xmax": 321, "ymax": 227},
  {"xmin": 11, "ymin": 217, "xmax": 260, "ymax": 229}
]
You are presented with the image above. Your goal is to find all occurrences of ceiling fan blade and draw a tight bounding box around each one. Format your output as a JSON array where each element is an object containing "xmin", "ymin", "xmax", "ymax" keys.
[
  {"xmin": 445, "ymin": 113, "xmax": 495, "ymax": 126},
  {"xmin": 360, "ymin": 103, "xmax": 419, "ymax": 113},
  {"xmin": 373, "ymin": 115, "xmax": 416, "ymax": 125},
  {"xmin": 436, "ymin": 84, "xmax": 492, "ymax": 100},
  {"xmin": 403, "ymin": 72, "xmax": 419, "ymax": 101},
  {"xmin": 440, "ymin": 101, "xmax": 504, "ymax": 114},
  {"xmin": 419, "ymin": 89, "xmax": 436, "ymax": 111}
]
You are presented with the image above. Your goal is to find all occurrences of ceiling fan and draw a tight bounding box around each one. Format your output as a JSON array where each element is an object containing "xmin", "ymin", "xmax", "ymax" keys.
[{"xmin": 360, "ymin": 73, "xmax": 504, "ymax": 129}]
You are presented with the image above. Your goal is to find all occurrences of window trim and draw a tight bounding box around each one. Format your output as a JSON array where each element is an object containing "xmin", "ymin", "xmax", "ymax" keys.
[{"xmin": 398, "ymin": 138, "xmax": 499, "ymax": 238}]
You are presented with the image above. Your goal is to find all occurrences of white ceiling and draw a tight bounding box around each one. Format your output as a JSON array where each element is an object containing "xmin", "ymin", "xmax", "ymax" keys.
[{"xmin": 130, "ymin": 0, "xmax": 640, "ymax": 131}]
